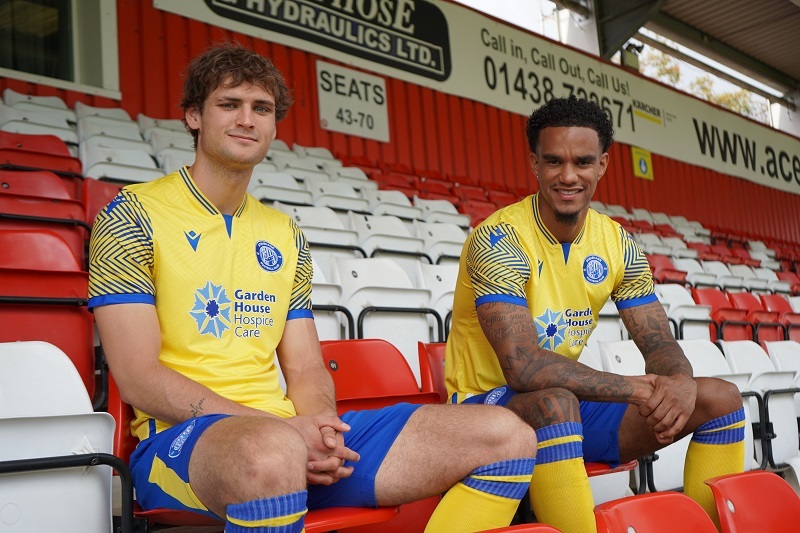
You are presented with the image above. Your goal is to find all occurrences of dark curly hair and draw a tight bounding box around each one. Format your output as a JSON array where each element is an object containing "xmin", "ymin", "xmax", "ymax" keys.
[
  {"xmin": 180, "ymin": 42, "xmax": 293, "ymax": 147},
  {"xmin": 525, "ymin": 95, "xmax": 614, "ymax": 154}
]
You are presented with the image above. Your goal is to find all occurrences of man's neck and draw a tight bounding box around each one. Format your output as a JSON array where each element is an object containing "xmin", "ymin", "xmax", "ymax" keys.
[
  {"xmin": 188, "ymin": 157, "xmax": 252, "ymax": 215},
  {"xmin": 537, "ymin": 202, "xmax": 587, "ymax": 243}
]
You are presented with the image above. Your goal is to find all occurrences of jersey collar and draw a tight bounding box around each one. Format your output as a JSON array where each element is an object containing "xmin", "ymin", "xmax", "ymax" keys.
[
  {"xmin": 531, "ymin": 193, "xmax": 587, "ymax": 246},
  {"xmin": 179, "ymin": 166, "xmax": 248, "ymax": 218}
]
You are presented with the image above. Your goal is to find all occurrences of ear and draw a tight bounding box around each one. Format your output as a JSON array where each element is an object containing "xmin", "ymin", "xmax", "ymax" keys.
[
  {"xmin": 598, "ymin": 152, "xmax": 609, "ymax": 180},
  {"xmin": 185, "ymin": 106, "xmax": 202, "ymax": 130},
  {"xmin": 529, "ymin": 151, "xmax": 539, "ymax": 177}
]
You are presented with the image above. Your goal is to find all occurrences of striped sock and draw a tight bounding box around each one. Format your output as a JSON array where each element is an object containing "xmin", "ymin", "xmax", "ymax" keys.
[
  {"xmin": 529, "ymin": 422, "xmax": 596, "ymax": 533},
  {"xmin": 684, "ymin": 408, "xmax": 745, "ymax": 528},
  {"xmin": 225, "ymin": 489, "xmax": 307, "ymax": 532},
  {"xmin": 425, "ymin": 458, "xmax": 536, "ymax": 533}
]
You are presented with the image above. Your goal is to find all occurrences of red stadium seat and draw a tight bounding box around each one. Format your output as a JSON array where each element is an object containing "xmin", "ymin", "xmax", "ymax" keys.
[
  {"xmin": 686, "ymin": 242, "xmax": 722, "ymax": 262},
  {"xmin": 0, "ymin": 229, "xmax": 95, "ymax": 399},
  {"xmin": 418, "ymin": 341, "xmax": 447, "ymax": 403},
  {"xmin": 728, "ymin": 291, "xmax": 784, "ymax": 346},
  {"xmin": 416, "ymin": 176, "xmax": 454, "ymax": 196},
  {"xmin": 83, "ymin": 178, "xmax": 124, "ymax": 225},
  {"xmin": 691, "ymin": 288, "xmax": 751, "ymax": 341},
  {"xmin": 710, "ymin": 244, "xmax": 743, "ymax": 265},
  {"xmin": 647, "ymin": 254, "xmax": 689, "ymax": 285},
  {"xmin": 453, "ymin": 183, "xmax": 487, "ymax": 201},
  {"xmin": 0, "ymin": 131, "xmax": 83, "ymax": 193},
  {"xmin": 461, "ymin": 199, "xmax": 498, "ymax": 227},
  {"xmin": 776, "ymin": 271, "xmax": 800, "ymax": 295},
  {"xmin": 376, "ymin": 173, "xmax": 419, "ymax": 198},
  {"xmin": 107, "ymin": 372, "xmax": 402, "ymax": 531},
  {"xmin": 730, "ymin": 248, "xmax": 761, "ymax": 267},
  {"xmin": 0, "ymin": 169, "xmax": 74, "ymax": 200},
  {"xmin": 760, "ymin": 293, "xmax": 800, "ymax": 341},
  {"xmin": 706, "ymin": 471, "xmax": 800, "ymax": 533},
  {"xmin": 595, "ymin": 492, "xmax": 717, "ymax": 532},
  {"xmin": 487, "ymin": 189, "xmax": 519, "ymax": 207},
  {"xmin": 0, "ymin": 193, "xmax": 90, "ymax": 268}
]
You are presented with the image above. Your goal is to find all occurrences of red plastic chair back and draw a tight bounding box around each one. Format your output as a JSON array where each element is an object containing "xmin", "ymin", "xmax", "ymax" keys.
[
  {"xmin": 83, "ymin": 178, "xmax": 124, "ymax": 225},
  {"xmin": 418, "ymin": 341, "xmax": 448, "ymax": 403},
  {"xmin": 706, "ymin": 471, "xmax": 800, "ymax": 533},
  {"xmin": 595, "ymin": 492, "xmax": 717, "ymax": 532},
  {"xmin": 692, "ymin": 288, "xmax": 751, "ymax": 341},
  {"xmin": 0, "ymin": 169, "xmax": 74, "ymax": 200},
  {"xmin": 462, "ymin": 199, "xmax": 498, "ymax": 227}
]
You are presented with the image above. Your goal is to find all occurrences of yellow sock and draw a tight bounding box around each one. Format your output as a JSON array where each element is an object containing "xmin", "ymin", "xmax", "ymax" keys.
[
  {"xmin": 425, "ymin": 458, "xmax": 535, "ymax": 533},
  {"xmin": 528, "ymin": 422, "xmax": 596, "ymax": 533},
  {"xmin": 684, "ymin": 408, "xmax": 745, "ymax": 529},
  {"xmin": 225, "ymin": 489, "xmax": 307, "ymax": 532}
]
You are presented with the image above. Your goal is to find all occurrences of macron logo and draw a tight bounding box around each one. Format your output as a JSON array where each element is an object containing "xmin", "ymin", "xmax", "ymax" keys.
[
  {"xmin": 184, "ymin": 230, "xmax": 201, "ymax": 252},
  {"xmin": 489, "ymin": 229, "xmax": 506, "ymax": 248}
]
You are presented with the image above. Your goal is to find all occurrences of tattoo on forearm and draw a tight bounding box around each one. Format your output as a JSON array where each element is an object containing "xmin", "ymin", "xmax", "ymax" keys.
[
  {"xmin": 620, "ymin": 302, "xmax": 693, "ymax": 377},
  {"xmin": 190, "ymin": 398, "xmax": 205, "ymax": 418},
  {"xmin": 479, "ymin": 302, "xmax": 637, "ymax": 401}
]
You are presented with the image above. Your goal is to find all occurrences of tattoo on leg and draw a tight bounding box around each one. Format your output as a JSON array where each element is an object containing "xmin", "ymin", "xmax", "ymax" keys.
[
  {"xmin": 190, "ymin": 398, "xmax": 205, "ymax": 418},
  {"xmin": 510, "ymin": 392, "xmax": 580, "ymax": 428}
]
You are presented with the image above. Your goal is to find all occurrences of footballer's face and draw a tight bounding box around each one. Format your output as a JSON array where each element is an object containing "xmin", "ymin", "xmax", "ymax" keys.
[
  {"xmin": 530, "ymin": 126, "xmax": 608, "ymax": 241},
  {"xmin": 186, "ymin": 78, "xmax": 277, "ymax": 171}
]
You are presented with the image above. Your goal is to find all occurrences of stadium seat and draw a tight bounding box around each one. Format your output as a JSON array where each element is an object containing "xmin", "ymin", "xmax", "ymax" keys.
[
  {"xmin": 77, "ymin": 115, "xmax": 144, "ymax": 144},
  {"xmin": 453, "ymin": 183, "xmax": 487, "ymax": 202},
  {"xmin": 0, "ymin": 229, "xmax": 95, "ymax": 399},
  {"xmin": 280, "ymin": 158, "xmax": 333, "ymax": 184},
  {"xmin": 653, "ymin": 283, "xmax": 713, "ymax": 340},
  {"xmin": 311, "ymin": 258, "xmax": 351, "ymax": 341},
  {"xmin": 660, "ymin": 236, "xmax": 699, "ymax": 259},
  {"xmin": 106, "ymin": 372, "xmax": 401, "ymax": 532},
  {"xmin": 633, "ymin": 232, "xmax": 671, "ymax": 255},
  {"xmin": 364, "ymin": 189, "xmax": 424, "ymax": 220},
  {"xmin": 718, "ymin": 340, "xmax": 800, "ymax": 472},
  {"xmin": 647, "ymin": 254, "xmax": 689, "ymax": 285},
  {"xmin": 760, "ymin": 293, "xmax": 800, "ymax": 341},
  {"xmin": 83, "ymin": 178, "xmax": 124, "ymax": 225},
  {"xmin": 0, "ymin": 341, "xmax": 118, "ymax": 533},
  {"xmin": 348, "ymin": 212, "xmax": 431, "ymax": 281},
  {"xmin": 671, "ymin": 258, "xmax": 719, "ymax": 288},
  {"xmin": 330, "ymin": 257, "xmax": 438, "ymax": 383},
  {"xmin": 686, "ymin": 242, "xmax": 722, "ymax": 262},
  {"xmin": 248, "ymin": 170, "xmax": 313, "ymax": 206},
  {"xmin": 328, "ymin": 165, "xmax": 378, "ymax": 192},
  {"xmin": 776, "ymin": 271, "xmax": 800, "ymax": 295},
  {"xmin": 598, "ymin": 340, "xmax": 691, "ymax": 493},
  {"xmin": 764, "ymin": 340, "xmax": 800, "ymax": 414},
  {"xmin": 293, "ymin": 143, "xmax": 334, "ymax": 160},
  {"xmin": 679, "ymin": 339, "xmax": 758, "ymax": 472},
  {"xmin": 727, "ymin": 291, "xmax": 785, "ymax": 345},
  {"xmin": 730, "ymin": 248, "xmax": 762, "ymax": 267},
  {"xmin": 594, "ymin": 492, "xmax": 717, "ymax": 533},
  {"xmin": 487, "ymin": 188, "xmax": 519, "ymax": 207},
  {"xmin": 304, "ymin": 179, "xmax": 370, "ymax": 213},
  {"xmin": 705, "ymin": 471, "xmax": 800, "ymax": 533},
  {"xmin": 272, "ymin": 203, "xmax": 364, "ymax": 281},
  {"xmin": 691, "ymin": 288, "xmax": 751, "ymax": 341},
  {"xmin": 0, "ymin": 102, "xmax": 77, "ymax": 147},
  {"xmin": 461, "ymin": 199, "xmax": 498, "ymax": 227},
  {"xmin": 147, "ymin": 127, "xmax": 193, "ymax": 155},
  {"xmin": 0, "ymin": 169, "xmax": 73, "ymax": 200},
  {"xmin": 78, "ymin": 132, "xmax": 153, "ymax": 162},
  {"xmin": 415, "ymin": 262, "xmax": 459, "ymax": 338},
  {"xmin": 701, "ymin": 261, "xmax": 747, "ymax": 291},
  {"xmin": 0, "ymin": 193, "xmax": 90, "ymax": 269},
  {"xmin": 0, "ymin": 130, "xmax": 83, "ymax": 187},
  {"xmin": 418, "ymin": 341, "xmax": 447, "ymax": 403},
  {"xmin": 319, "ymin": 339, "xmax": 441, "ymax": 532},
  {"xmin": 82, "ymin": 145, "xmax": 164, "ymax": 183},
  {"xmin": 74, "ymin": 101, "xmax": 131, "ymax": 122},
  {"xmin": 586, "ymin": 299, "xmax": 625, "ymax": 355},
  {"xmin": 727, "ymin": 264, "xmax": 771, "ymax": 293},
  {"xmin": 412, "ymin": 220, "xmax": 467, "ymax": 265},
  {"xmin": 137, "ymin": 113, "xmax": 185, "ymax": 140},
  {"xmin": 413, "ymin": 196, "xmax": 470, "ymax": 227}
]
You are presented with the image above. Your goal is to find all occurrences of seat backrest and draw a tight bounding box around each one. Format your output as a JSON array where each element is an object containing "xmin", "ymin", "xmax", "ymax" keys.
[
  {"xmin": 333, "ymin": 166, "xmax": 370, "ymax": 182},
  {"xmin": 75, "ymin": 101, "xmax": 131, "ymax": 121},
  {"xmin": 648, "ymin": 254, "xmax": 676, "ymax": 271},
  {"xmin": 248, "ymin": 170, "xmax": 303, "ymax": 193},
  {"xmin": 418, "ymin": 341, "xmax": 447, "ymax": 403},
  {"xmin": 77, "ymin": 116, "xmax": 143, "ymax": 142},
  {"xmin": 320, "ymin": 339, "xmax": 435, "ymax": 411},
  {"xmin": 692, "ymin": 287, "xmax": 733, "ymax": 313},
  {"xmin": 760, "ymin": 293, "xmax": 794, "ymax": 314},
  {"xmin": 3, "ymin": 88, "xmax": 68, "ymax": 109},
  {"xmin": 83, "ymin": 145, "xmax": 156, "ymax": 170},
  {"xmin": 728, "ymin": 264, "xmax": 757, "ymax": 279},
  {"xmin": 702, "ymin": 260, "xmax": 734, "ymax": 277},
  {"xmin": 413, "ymin": 196, "xmax": 459, "ymax": 215},
  {"xmin": 678, "ymin": 339, "xmax": 733, "ymax": 376},
  {"xmin": 349, "ymin": 212, "xmax": 414, "ymax": 238},
  {"xmin": 332, "ymin": 257, "xmax": 415, "ymax": 297},
  {"xmin": 598, "ymin": 340, "xmax": 645, "ymax": 375},
  {"xmin": 365, "ymin": 189, "xmax": 414, "ymax": 208},
  {"xmin": 0, "ymin": 341, "xmax": 92, "ymax": 417},
  {"xmin": 705, "ymin": 471, "xmax": 800, "ymax": 533},
  {"xmin": 594, "ymin": 492, "xmax": 717, "ymax": 533},
  {"xmin": 718, "ymin": 340, "xmax": 775, "ymax": 377},
  {"xmin": 777, "ymin": 271, "xmax": 800, "ymax": 284},
  {"xmin": 83, "ymin": 178, "xmax": 124, "ymax": 225},
  {"xmin": 673, "ymin": 257, "xmax": 705, "ymax": 275},
  {"xmin": 728, "ymin": 291, "xmax": 763, "ymax": 314},
  {"xmin": 764, "ymin": 340, "xmax": 800, "ymax": 374},
  {"xmin": 654, "ymin": 283, "xmax": 696, "ymax": 308},
  {"xmin": 0, "ymin": 129, "xmax": 72, "ymax": 157},
  {"xmin": 0, "ymin": 169, "xmax": 73, "ymax": 201},
  {"xmin": 273, "ymin": 203, "xmax": 347, "ymax": 230},
  {"xmin": 0, "ymin": 229, "xmax": 81, "ymax": 271},
  {"xmin": 149, "ymin": 127, "xmax": 193, "ymax": 153}
]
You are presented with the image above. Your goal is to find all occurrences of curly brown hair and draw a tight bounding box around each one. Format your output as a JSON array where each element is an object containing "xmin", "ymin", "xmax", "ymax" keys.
[{"xmin": 180, "ymin": 42, "xmax": 293, "ymax": 147}]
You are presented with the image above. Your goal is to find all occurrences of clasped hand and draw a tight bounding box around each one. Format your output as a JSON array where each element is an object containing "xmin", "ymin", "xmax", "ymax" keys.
[
  {"xmin": 285, "ymin": 415, "xmax": 360, "ymax": 485},
  {"xmin": 638, "ymin": 374, "xmax": 697, "ymax": 445}
]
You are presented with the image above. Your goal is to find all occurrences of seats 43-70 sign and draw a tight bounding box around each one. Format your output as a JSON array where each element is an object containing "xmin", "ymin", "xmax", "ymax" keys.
[{"xmin": 316, "ymin": 61, "xmax": 390, "ymax": 142}]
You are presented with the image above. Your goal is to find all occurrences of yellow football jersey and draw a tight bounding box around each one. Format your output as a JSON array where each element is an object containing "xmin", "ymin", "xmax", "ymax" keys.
[
  {"xmin": 89, "ymin": 168, "xmax": 312, "ymax": 440},
  {"xmin": 446, "ymin": 193, "xmax": 656, "ymax": 400}
]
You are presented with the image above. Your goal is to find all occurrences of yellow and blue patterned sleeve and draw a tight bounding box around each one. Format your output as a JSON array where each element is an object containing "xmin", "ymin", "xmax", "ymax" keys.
[
  {"xmin": 611, "ymin": 227, "xmax": 657, "ymax": 309},
  {"xmin": 287, "ymin": 220, "xmax": 313, "ymax": 320},
  {"xmin": 466, "ymin": 223, "xmax": 531, "ymax": 307},
  {"xmin": 88, "ymin": 191, "xmax": 155, "ymax": 308}
]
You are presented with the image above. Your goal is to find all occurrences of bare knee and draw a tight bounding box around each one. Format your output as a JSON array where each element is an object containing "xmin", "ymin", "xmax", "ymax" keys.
[
  {"xmin": 507, "ymin": 387, "xmax": 581, "ymax": 430},
  {"xmin": 477, "ymin": 407, "xmax": 538, "ymax": 460},
  {"xmin": 190, "ymin": 417, "xmax": 308, "ymax": 515},
  {"xmin": 696, "ymin": 377, "xmax": 743, "ymax": 420}
]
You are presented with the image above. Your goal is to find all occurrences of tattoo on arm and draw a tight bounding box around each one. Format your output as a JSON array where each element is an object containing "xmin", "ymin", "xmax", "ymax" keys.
[
  {"xmin": 478, "ymin": 302, "xmax": 637, "ymax": 402},
  {"xmin": 619, "ymin": 301, "xmax": 693, "ymax": 377},
  {"xmin": 190, "ymin": 398, "xmax": 205, "ymax": 418}
]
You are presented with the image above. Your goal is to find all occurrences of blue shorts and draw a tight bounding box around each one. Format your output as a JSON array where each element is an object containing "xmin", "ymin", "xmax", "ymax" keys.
[
  {"xmin": 129, "ymin": 403, "xmax": 422, "ymax": 518},
  {"xmin": 459, "ymin": 386, "xmax": 628, "ymax": 466}
]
